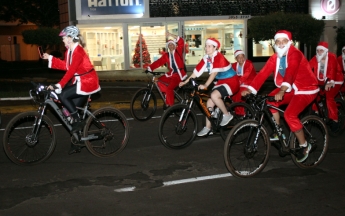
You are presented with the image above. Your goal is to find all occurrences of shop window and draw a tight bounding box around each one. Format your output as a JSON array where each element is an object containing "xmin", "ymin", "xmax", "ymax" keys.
[
  {"xmin": 80, "ymin": 26, "xmax": 124, "ymax": 71},
  {"xmin": 184, "ymin": 20, "xmax": 244, "ymax": 65}
]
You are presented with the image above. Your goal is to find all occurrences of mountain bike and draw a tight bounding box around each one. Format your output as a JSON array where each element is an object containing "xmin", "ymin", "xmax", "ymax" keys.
[
  {"xmin": 224, "ymin": 93, "xmax": 329, "ymax": 178},
  {"xmin": 158, "ymin": 78, "xmax": 254, "ymax": 149},
  {"xmin": 130, "ymin": 71, "xmax": 188, "ymax": 121},
  {"xmin": 3, "ymin": 82, "xmax": 130, "ymax": 166}
]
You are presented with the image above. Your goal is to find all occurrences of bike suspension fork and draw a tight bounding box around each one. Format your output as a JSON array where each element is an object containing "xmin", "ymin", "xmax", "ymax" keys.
[
  {"xmin": 179, "ymin": 101, "xmax": 194, "ymax": 129},
  {"xmin": 32, "ymin": 105, "xmax": 47, "ymax": 140}
]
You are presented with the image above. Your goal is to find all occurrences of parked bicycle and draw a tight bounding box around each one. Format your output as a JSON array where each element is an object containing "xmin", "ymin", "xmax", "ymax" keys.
[
  {"xmin": 3, "ymin": 82, "xmax": 130, "ymax": 165},
  {"xmin": 130, "ymin": 71, "xmax": 188, "ymax": 121},
  {"xmin": 158, "ymin": 78, "xmax": 254, "ymax": 149},
  {"xmin": 224, "ymin": 93, "xmax": 329, "ymax": 178}
]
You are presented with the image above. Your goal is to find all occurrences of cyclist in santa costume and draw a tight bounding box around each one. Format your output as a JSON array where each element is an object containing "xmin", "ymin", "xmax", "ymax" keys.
[
  {"xmin": 231, "ymin": 50, "xmax": 257, "ymax": 115},
  {"xmin": 179, "ymin": 38, "xmax": 239, "ymax": 136},
  {"xmin": 146, "ymin": 32, "xmax": 187, "ymax": 108},
  {"xmin": 309, "ymin": 41, "xmax": 344, "ymax": 133},
  {"xmin": 242, "ymin": 30, "xmax": 319, "ymax": 163}
]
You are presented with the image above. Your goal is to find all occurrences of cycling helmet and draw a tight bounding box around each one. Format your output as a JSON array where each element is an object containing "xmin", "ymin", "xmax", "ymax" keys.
[{"xmin": 59, "ymin": 25, "xmax": 79, "ymax": 39}]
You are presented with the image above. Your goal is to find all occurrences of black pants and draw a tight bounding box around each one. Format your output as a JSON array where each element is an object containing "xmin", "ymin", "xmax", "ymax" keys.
[{"xmin": 59, "ymin": 84, "xmax": 88, "ymax": 117}]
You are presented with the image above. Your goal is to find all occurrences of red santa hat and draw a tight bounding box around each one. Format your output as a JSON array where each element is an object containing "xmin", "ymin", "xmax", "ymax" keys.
[
  {"xmin": 316, "ymin": 41, "xmax": 328, "ymax": 51},
  {"xmin": 205, "ymin": 38, "xmax": 220, "ymax": 49},
  {"xmin": 274, "ymin": 30, "xmax": 292, "ymax": 41},
  {"xmin": 234, "ymin": 50, "xmax": 245, "ymax": 58},
  {"xmin": 166, "ymin": 39, "xmax": 176, "ymax": 46}
]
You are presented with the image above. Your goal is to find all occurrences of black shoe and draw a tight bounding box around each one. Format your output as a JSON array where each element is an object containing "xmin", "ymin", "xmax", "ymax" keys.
[
  {"xmin": 163, "ymin": 104, "xmax": 170, "ymax": 110},
  {"xmin": 329, "ymin": 120, "xmax": 340, "ymax": 133},
  {"xmin": 71, "ymin": 120, "xmax": 86, "ymax": 132},
  {"xmin": 68, "ymin": 144, "xmax": 82, "ymax": 155}
]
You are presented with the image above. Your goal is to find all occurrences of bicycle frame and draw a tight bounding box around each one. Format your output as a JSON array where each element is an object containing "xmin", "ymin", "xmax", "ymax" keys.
[
  {"xmin": 247, "ymin": 95, "xmax": 313, "ymax": 156},
  {"xmin": 30, "ymin": 88, "xmax": 104, "ymax": 143},
  {"xmin": 146, "ymin": 72, "xmax": 186, "ymax": 105}
]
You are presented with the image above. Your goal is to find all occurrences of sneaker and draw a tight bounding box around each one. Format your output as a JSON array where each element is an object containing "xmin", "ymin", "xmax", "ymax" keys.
[
  {"xmin": 220, "ymin": 112, "xmax": 234, "ymax": 126},
  {"xmin": 197, "ymin": 127, "xmax": 213, "ymax": 136},
  {"xmin": 295, "ymin": 143, "xmax": 312, "ymax": 163},
  {"xmin": 270, "ymin": 133, "xmax": 279, "ymax": 141}
]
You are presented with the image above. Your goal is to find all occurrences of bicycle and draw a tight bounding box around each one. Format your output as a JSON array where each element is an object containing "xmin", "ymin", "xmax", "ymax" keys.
[
  {"xmin": 224, "ymin": 93, "xmax": 329, "ymax": 178},
  {"xmin": 130, "ymin": 71, "xmax": 188, "ymax": 121},
  {"xmin": 3, "ymin": 82, "xmax": 130, "ymax": 166},
  {"xmin": 158, "ymin": 78, "xmax": 254, "ymax": 149}
]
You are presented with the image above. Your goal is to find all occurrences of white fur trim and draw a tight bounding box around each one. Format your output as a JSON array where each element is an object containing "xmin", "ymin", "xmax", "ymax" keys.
[
  {"xmin": 234, "ymin": 51, "xmax": 245, "ymax": 58},
  {"xmin": 247, "ymin": 86, "xmax": 258, "ymax": 95},
  {"xmin": 48, "ymin": 55, "xmax": 53, "ymax": 68},
  {"xmin": 335, "ymin": 81, "xmax": 344, "ymax": 85},
  {"xmin": 214, "ymin": 84, "xmax": 233, "ymax": 96},
  {"xmin": 55, "ymin": 83, "xmax": 62, "ymax": 94},
  {"xmin": 274, "ymin": 33, "xmax": 289, "ymax": 41},
  {"xmin": 281, "ymin": 82, "xmax": 292, "ymax": 92},
  {"xmin": 292, "ymin": 84, "xmax": 319, "ymax": 95},
  {"xmin": 206, "ymin": 39, "xmax": 218, "ymax": 47}
]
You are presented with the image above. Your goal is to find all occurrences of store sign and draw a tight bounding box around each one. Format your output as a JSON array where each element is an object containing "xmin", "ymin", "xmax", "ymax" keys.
[
  {"xmin": 320, "ymin": 0, "xmax": 341, "ymax": 15},
  {"xmin": 185, "ymin": 27, "xmax": 204, "ymax": 31},
  {"xmin": 228, "ymin": 15, "xmax": 251, "ymax": 19},
  {"xmin": 81, "ymin": 0, "xmax": 144, "ymax": 16}
]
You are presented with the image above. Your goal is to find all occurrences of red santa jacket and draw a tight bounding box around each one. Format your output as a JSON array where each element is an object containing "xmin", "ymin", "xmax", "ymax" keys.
[
  {"xmin": 247, "ymin": 45, "xmax": 319, "ymax": 95},
  {"xmin": 337, "ymin": 55, "xmax": 345, "ymax": 74},
  {"xmin": 147, "ymin": 37, "xmax": 187, "ymax": 81},
  {"xmin": 309, "ymin": 52, "xmax": 343, "ymax": 85},
  {"xmin": 49, "ymin": 44, "xmax": 101, "ymax": 95},
  {"xmin": 193, "ymin": 51, "xmax": 232, "ymax": 77},
  {"xmin": 232, "ymin": 60, "xmax": 256, "ymax": 88}
]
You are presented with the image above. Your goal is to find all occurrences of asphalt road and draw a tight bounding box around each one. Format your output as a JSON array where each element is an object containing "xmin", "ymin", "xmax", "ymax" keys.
[{"xmin": 0, "ymin": 86, "xmax": 345, "ymax": 215}]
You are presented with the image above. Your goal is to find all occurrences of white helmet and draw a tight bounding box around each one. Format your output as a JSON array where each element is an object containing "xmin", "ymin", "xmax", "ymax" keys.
[{"xmin": 59, "ymin": 25, "xmax": 79, "ymax": 39}]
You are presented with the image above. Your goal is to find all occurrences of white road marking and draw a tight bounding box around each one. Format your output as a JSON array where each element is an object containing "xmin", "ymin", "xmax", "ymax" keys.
[{"xmin": 114, "ymin": 173, "xmax": 232, "ymax": 193}]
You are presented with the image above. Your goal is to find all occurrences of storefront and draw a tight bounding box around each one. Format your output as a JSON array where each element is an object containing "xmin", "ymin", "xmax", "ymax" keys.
[{"xmin": 72, "ymin": 0, "xmax": 249, "ymax": 71}]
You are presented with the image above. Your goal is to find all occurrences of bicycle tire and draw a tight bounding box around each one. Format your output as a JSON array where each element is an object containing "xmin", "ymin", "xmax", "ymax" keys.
[
  {"xmin": 328, "ymin": 99, "xmax": 345, "ymax": 137},
  {"xmin": 224, "ymin": 119, "xmax": 270, "ymax": 178},
  {"xmin": 158, "ymin": 104, "xmax": 197, "ymax": 149},
  {"xmin": 290, "ymin": 115, "xmax": 329, "ymax": 169},
  {"xmin": 3, "ymin": 111, "xmax": 56, "ymax": 165},
  {"xmin": 130, "ymin": 88, "xmax": 157, "ymax": 121},
  {"xmin": 84, "ymin": 107, "xmax": 130, "ymax": 157},
  {"xmin": 220, "ymin": 102, "xmax": 255, "ymax": 141}
]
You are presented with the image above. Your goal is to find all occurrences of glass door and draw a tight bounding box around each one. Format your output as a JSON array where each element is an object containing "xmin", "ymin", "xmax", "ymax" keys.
[{"xmin": 128, "ymin": 22, "xmax": 180, "ymax": 69}]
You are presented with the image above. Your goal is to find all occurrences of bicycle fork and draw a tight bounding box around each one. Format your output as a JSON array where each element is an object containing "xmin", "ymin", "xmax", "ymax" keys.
[{"xmin": 27, "ymin": 105, "xmax": 47, "ymax": 146}]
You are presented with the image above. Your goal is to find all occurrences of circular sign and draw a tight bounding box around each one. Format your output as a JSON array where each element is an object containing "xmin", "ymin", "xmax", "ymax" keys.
[
  {"xmin": 7, "ymin": 36, "xmax": 11, "ymax": 42},
  {"xmin": 321, "ymin": 0, "xmax": 341, "ymax": 15}
]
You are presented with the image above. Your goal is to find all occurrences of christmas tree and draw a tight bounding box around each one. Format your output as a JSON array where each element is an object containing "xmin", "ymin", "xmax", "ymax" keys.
[{"xmin": 132, "ymin": 34, "xmax": 151, "ymax": 68}]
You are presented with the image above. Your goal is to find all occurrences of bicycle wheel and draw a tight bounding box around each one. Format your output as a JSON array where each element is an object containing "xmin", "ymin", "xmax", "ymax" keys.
[
  {"xmin": 224, "ymin": 119, "xmax": 270, "ymax": 178},
  {"xmin": 328, "ymin": 99, "xmax": 345, "ymax": 137},
  {"xmin": 290, "ymin": 115, "xmax": 329, "ymax": 169},
  {"xmin": 158, "ymin": 104, "xmax": 197, "ymax": 149},
  {"xmin": 84, "ymin": 107, "xmax": 129, "ymax": 158},
  {"xmin": 130, "ymin": 88, "xmax": 157, "ymax": 121},
  {"xmin": 3, "ymin": 111, "xmax": 56, "ymax": 165},
  {"xmin": 220, "ymin": 102, "xmax": 255, "ymax": 141}
]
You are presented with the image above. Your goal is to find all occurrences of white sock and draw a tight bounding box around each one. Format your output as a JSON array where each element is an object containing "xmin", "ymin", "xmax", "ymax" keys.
[{"xmin": 299, "ymin": 141, "xmax": 307, "ymax": 148}]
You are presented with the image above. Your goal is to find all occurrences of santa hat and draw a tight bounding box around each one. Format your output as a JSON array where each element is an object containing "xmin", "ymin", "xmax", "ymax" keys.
[
  {"xmin": 234, "ymin": 50, "xmax": 245, "ymax": 58},
  {"xmin": 274, "ymin": 30, "xmax": 292, "ymax": 41},
  {"xmin": 316, "ymin": 41, "xmax": 328, "ymax": 51},
  {"xmin": 166, "ymin": 40, "xmax": 176, "ymax": 46},
  {"xmin": 206, "ymin": 38, "xmax": 220, "ymax": 49}
]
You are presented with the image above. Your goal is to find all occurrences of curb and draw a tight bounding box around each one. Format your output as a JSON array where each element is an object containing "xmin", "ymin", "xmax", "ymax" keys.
[{"xmin": 0, "ymin": 101, "xmax": 132, "ymax": 114}]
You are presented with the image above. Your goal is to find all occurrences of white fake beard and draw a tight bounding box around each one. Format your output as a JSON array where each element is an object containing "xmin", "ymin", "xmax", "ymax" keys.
[
  {"xmin": 274, "ymin": 42, "xmax": 291, "ymax": 58},
  {"xmin": 316, "ymin": 51, "xmax": 327, "ymax": 62},
  {"xmin": 342, "ymin": 53, "xmax": 345, "ymax": 61}
]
